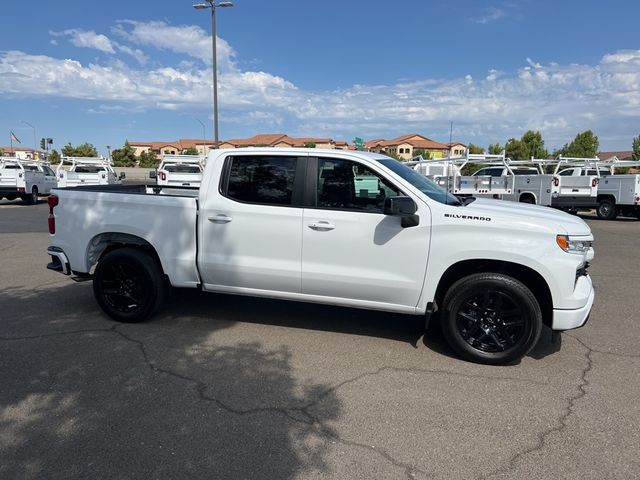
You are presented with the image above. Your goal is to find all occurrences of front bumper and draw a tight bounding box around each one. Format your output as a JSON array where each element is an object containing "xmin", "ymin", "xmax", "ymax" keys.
[{"xmin": 552, "ymin": 282, "xmax": 595, "ymax": 330}]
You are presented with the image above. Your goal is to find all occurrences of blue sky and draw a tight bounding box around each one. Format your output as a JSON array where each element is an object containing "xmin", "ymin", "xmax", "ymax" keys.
[{"xmin": 1, "ymin": 0, "xmax": 639, "ymax": 156}]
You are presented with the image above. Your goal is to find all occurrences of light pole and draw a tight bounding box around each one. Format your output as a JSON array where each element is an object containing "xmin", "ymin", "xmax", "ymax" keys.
[
  {"xmin": 196, "ymin": 118, "xmax": 206, "ymax": 154},
  {"xmin": 193, "ymin": 1, "xmax": 234, "ymax": 150},
  {"xmin": 21, "ymin": 121, "xmax": 36, "ymax": 159}
]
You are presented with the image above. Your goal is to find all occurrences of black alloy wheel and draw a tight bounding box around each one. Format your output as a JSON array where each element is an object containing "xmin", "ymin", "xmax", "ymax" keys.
[
  {"xmin": 93, "ymin": 248, "xmax": 165, "ymax": 322},
  {"xmin": 442, "ymin": 273, "xmax": 542, "ymax": 365}
]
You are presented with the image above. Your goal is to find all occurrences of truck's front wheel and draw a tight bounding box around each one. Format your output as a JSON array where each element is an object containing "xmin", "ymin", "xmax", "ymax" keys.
[
  {"xmin": 93, "ymin": 248, "xmax": 165, "ymax": 322},
  {"xmin": 441, "ymin": 273, "xmax": 542, "ymax": 365}
]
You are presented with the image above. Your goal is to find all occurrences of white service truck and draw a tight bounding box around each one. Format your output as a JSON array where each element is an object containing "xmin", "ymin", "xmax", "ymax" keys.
[
  {"xmin": 46, "ymin": 148, "xmax": 595, "ymax": 365},
  {"xmin": 57, "ymin": 156, "xmax": 124, "ymax": 188},
  {"xmin": 150, "ymin": 154, "xmax": 205, "ymax": 188},
  {"xmin": 549, "ymin": 157, "xmax": 640, "ymax": 219},
  {"xmin": 0, "ymin": 157, "xmax": 57, "ymax": 204}
]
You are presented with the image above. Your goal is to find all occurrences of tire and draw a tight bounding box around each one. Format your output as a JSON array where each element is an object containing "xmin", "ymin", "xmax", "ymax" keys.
[
  {"xmin": 23, "ymin": 186, "xmax": 38, "ymax": 205},
  {"xmin": 441, "ymin": 273, "xmax": 542, "ymax": 365},
  {"xmin": 93, "ymin": 247, "xmax": 166, "ymax": 322},
  {"xmin": 596, "ymin": 199, "xmax": 617, "ymax": 220}
]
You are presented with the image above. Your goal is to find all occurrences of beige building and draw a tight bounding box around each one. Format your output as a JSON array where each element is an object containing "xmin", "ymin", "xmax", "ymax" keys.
[
  {"xmin": 365, "ymin": 134, "xmax": 451, "ymax": 160},
  {"xmin": 219, "ymin": 134, "xmax": 349, "ymax": 150},
  {"xmin": 448, "ymin": 142, "xmax": 467, "ymax": 156},
  {"xmin": 129, "ymin": 139, "xmax": 215, "ymax": 157},
  {"xmin": 0, "ymin": 146, "xmax": 44, "ymax": 160}
]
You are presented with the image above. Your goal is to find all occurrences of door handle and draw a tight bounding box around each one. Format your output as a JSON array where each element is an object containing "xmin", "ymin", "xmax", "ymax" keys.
[
  {"xmin": 208, "ymin": 214, "xmax": 233, "ymax": 223},
  {"xmin": 308, "ymin": 221, "xmax": 335, "ymax": 231}
]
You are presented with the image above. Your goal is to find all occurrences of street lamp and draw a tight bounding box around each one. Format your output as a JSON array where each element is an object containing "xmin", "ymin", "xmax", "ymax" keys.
[
  {"xmin": 193, "ymin": 0, "xmax": 234, "ymax": 149},
  {"xmin": 21, "ymin": 121, "xmax": 36, "ymax": 159},
  {"xmin": 196, "ymin": 118, "xmax": 206, "ymax": 154}
]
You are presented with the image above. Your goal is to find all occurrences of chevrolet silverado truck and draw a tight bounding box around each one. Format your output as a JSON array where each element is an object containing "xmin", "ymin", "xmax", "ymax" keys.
[{"xmin": 46, "ymin": 148, "xmax": 595, "ymax": 364}]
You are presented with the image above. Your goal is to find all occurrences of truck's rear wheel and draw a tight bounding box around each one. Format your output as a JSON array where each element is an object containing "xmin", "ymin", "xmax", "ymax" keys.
[
  {"xmin": 596, "ymin": 199, "xmax": 617, "ymax": 220},
  {"xmin": 23, "ymin": 186, "xmax": 38, "ymax": 205},
  {"xmin": 93, "ymin": 248, "xmax": 165, "ymax": 322},
  {"xmin": 441, "ymin": 273, "xmax": 542, "ymax": 365}
]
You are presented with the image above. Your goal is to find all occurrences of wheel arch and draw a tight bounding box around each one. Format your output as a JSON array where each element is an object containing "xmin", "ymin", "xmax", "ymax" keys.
[
  {"xmin": 519, "ymin": 192, "xmax": 536, "ymax": 203},
  {"xmin": 86, "ymin": 232, "xmax": 164, "ymax": 274},
  {"xmin": 433, "ymin": 259, "xmax": 553, "ymax": 328},
  {"xmin": 596, "ymin": 193, "xmax": 616, "ymax": 204}
]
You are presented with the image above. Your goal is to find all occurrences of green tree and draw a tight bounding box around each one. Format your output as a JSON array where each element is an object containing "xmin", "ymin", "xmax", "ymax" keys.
[
  {"xmin": 504, "ymin": 138, "xmax": 528, "ymax": 160},
  {"xmin": 48, "ymin": 149, "xmax": 60, "ymax": 164},
  {"xmin": 555, "ymin": 130, "xmax": 599, "ymax": 158},
  {"xmin": 0, "ymin": 147, "xmax": 4, "ymax": 156},
  {"xmin": 139, "ymin": 150, "xmax": 160, "ymax": 168},
  {"xmin": 487, "ymin": 143, "xmax": 503, "ymax": 155},
  {"xmin": 632, "ymin": 134, "xmax": 640, "ymax": 161},
  {"xmin": 385, "ymin": 150, "xmax": 403, "ymax": 161},
  {"xmin": 520, "ymin": 130, "xmax": 549, "ymax": 159},
  {"xmin": 467, "ymin": 143, "xmax": 485, "ymax": 154},
  {"xmin": 303, "ymin": 142, "xmax": 316, "ymax": 148},
  {"xmin": 111, "ymin": 141, "xmax": 137, "ymax": 167},
  {"xmin": 182, "ymin": 147, "xmax": 199, "ymax": 155},
  {"xmin": 61, "ymin": 142, "xmax": 98, "ymax": 157}
]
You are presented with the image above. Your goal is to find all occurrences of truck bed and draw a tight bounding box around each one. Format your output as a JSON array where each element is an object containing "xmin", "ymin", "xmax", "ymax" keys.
[{"xmin": 50, "ymin": 184, "xmax": 200, "ymax": 287}]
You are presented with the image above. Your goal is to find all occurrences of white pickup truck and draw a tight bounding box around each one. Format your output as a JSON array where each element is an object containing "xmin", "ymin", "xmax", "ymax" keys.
[
  {"xmin": 149, "ymin": 154, "xmax": 205, "ymax": 188},
  {"xmin": 0, "ymin": 157, "xmax": 57, "ymax": 204},
  {"xmin": 57, "ymin": 156, "xmax": 124, "ymax": 188},
  {"xmin": 46, "ymin": 148, "xmax": 595, "ymax": 365}
]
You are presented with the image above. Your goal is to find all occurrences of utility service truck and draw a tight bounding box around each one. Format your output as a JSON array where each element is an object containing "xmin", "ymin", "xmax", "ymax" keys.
[
  {"xmin": 150, "ymin": 154, "xmax": 206, "ymax": 188},
  {"xmin": 0, "ymin": 157, "xmax": 57, "ymax": 204},
  {"xmin": 46, "ymin": 148, "xmax": 594, "ymax": 365},
  {"xmin": 56, "ymin": 156, "xmax": 124, "ymax": 188}
]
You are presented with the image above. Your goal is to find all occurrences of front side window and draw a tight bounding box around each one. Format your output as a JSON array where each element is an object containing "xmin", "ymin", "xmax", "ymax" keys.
[
  {"xmin": 225, "ymin": 155, "xmax": 297, "ymax": 206},
  {"xmin": 317, "ymin": 158, "xmax": 400, "ymax": 213},
  {"xmin": 558, "ymin": 169, "xmax": 574, "ymax": 176}
]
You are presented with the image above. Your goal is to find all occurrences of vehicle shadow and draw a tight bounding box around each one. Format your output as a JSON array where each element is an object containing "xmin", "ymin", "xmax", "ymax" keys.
[{"xmin": 0, "ymin": 282, "xmax": 342, "ymax": 479}]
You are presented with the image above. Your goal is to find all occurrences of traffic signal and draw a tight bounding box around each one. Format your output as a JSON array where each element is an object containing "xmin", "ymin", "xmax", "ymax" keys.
[{"xmin": 40, "ymin": 138, "xmax": 46, "ymax": 150}]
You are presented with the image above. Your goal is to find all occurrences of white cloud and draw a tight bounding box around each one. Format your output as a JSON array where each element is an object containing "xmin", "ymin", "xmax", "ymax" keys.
[
  {"xmin": 50, "ymin": 29, "xmax": 115, "ymax": 53},
  {"xmin": 4, "ymin": 21, "xmax": 640, "ymax": 149},
  {"xmin": 468, "ymin": 6, "xmax": 506, "ymax": 25},
  {"xmin": 112, "ymin": 20, "xmax": 235, "ymax": 71},
  {"xmin": 50, "ymin": 29, "xmax": 148, "ymax": 65}
]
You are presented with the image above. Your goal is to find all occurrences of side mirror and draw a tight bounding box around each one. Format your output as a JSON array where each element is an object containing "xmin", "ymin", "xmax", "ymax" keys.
[
  {"xmin": 384, "ymin": 196, "xmax": 417, "ymax": 215},
  {"xmin": 149, "ymin": 170, "xmax": 156, "ymax": 179},
  {"xmin": 384, "ymin": 196, "xmax": 419, "ymax": 228},
  {"xmin": 119, "ymin": 172, "xmax": 126, "ymax": 180}
]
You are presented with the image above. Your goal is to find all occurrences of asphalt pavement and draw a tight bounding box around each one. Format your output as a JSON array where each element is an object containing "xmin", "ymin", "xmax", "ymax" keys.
[{"xmin": 1, "ymin": 198, "xmax": 639, "ymax": 479}]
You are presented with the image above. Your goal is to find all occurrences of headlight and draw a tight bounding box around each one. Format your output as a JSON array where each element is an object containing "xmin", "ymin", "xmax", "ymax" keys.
[{"xmin": 556, "ymin": 235, "xmax": 593, "ymax": 254}]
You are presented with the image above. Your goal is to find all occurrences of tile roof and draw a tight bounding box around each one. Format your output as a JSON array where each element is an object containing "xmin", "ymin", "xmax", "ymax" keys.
[
  {"xmin": 599, "ymin": 151, "xmax": 633, "ymax": 160},
  {"xmin": 379, "ymin": 134, "xmax": 449, "ymax": 150}
]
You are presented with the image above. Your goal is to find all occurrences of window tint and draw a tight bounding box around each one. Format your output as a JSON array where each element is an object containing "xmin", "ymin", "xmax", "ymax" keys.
[
  {"xmin": 23, "ymin": 165, "xmax": 39, "ymax": 171},
  {"xmin": 473, "ymin": 167, "xmax": 504, "ymax": 177},
  {"xmin": 164, "ymin": 165, "xmax": 201, "ymax": 173},
  {"xmin": 226, "ymin": 156, "xmax": 297, "ymax": 206},
  {"xmin": 317, "ymin": 158, "xmax": 400, "ymax": 213},
  {"xmin": 74, "ymin": 166, "xmax": 103, "ymax": 173},
  {"xmin": 513, "ymin": 168, "xmax": 538, "ymax": 175},
  {"xmin": 558, "ymin": 169, "xmax": 574, "ymax": 176},
  {"xmin": 43, "ymin": 166, "xmax": 55, "ymax": 176}
]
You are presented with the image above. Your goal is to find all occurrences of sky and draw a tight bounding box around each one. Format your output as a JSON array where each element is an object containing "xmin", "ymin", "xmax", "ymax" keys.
[{"xmin": 1, "ymin": 0, "xmax": 639, "ymax": 156}]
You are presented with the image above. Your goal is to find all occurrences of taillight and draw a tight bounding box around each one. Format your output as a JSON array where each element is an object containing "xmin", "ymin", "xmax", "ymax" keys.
[
  {"xmin": 635, "ymin": 196, "xmax": 640, "ymax": 204},
  {"xmin": 17, "ymin": 187, "xmax": 25, "ymax": 193},
  {"xmin": 159, "ymin": 171, "xmax": 167, "ymax": 181},
  {"xmin": 48, "ymin": 195, "xmax": 59, "ymax": 234}
]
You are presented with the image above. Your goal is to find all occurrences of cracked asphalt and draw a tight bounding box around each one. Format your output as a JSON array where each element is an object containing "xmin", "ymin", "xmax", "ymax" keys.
[{"xmin": 1, "ymin": 199, "xmax": 639, "ymax": 479}]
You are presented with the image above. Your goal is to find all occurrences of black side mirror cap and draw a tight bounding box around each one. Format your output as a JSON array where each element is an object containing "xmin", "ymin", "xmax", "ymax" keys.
[
  {"xmin": 384, "ymin": 196, "xmax": 417, "ymax": 216},
  {"xmin": 119, "ymin": 172, "xmax": 126, "ymax": 179},
  {"xmin": 384, "ymin": 196, "xmax": 419, "ymax": 228},
  {"xmin": 149, "ymin": 170, "xmax": 157, "ymax": 179}
]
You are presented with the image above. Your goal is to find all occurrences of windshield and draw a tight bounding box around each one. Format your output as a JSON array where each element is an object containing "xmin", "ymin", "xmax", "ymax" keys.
[{"xmin": 378, "ymin": 158, "xmax": 461, "ymax": 206}]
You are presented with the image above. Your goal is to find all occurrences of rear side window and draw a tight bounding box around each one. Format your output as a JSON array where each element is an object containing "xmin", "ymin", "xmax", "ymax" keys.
[
  {"xmin": 474, "ymin": 167, "xmax": 504, "ymax": 177},
  {"xmin": 224, "ymin": 156, "xmax": 298, "ymax": 206}
]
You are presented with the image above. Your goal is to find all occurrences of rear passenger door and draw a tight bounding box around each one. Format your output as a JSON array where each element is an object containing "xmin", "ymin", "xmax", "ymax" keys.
[{"xmin": 198, "ymin": 154, "xmax": 305, "ymax": 294}]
